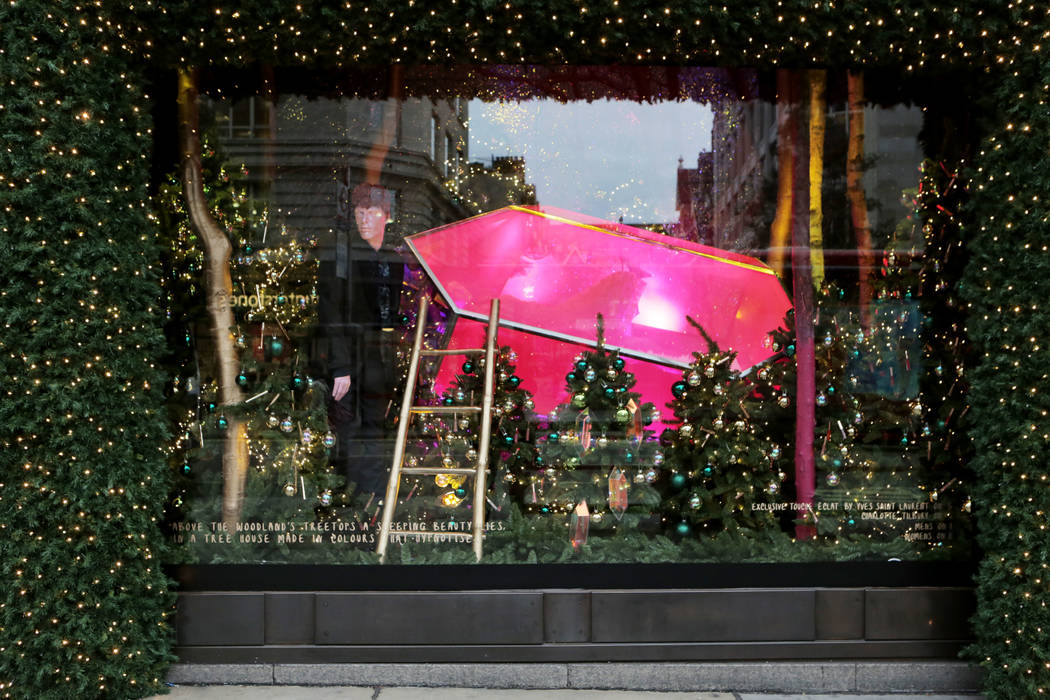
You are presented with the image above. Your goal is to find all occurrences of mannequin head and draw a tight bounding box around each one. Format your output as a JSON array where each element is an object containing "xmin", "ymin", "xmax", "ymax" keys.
[{"xmin": 351, "ymin": 183, "xmax": 391, "ymax": 249}]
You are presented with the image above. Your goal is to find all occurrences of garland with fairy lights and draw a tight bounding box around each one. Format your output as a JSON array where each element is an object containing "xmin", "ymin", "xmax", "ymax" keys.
[{"xmin": 2, "ymin": 0, "xmax": 1048, "ymax": 697}]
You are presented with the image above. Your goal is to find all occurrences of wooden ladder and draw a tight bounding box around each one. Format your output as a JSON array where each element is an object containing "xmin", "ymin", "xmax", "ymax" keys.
[{"xmin": 376, "ymin": 295, "xmax": 500, "ymax": 563}]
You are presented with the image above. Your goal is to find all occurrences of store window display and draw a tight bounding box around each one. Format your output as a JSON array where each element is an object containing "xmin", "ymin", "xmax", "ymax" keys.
[{"xmin": 162, "ymin": 66, "xmax": 974, "ymax": 565}]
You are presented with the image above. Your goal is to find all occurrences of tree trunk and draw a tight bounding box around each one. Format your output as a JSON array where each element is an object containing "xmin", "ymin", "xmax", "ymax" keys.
[
  {"xmin": 847, "ymin": 71, "xmax": 874, "ymax": 328},
  {"xmin": 177, "ymin": 68, "xmax": 248, "ymax": 530},
  {"xmin": 768, "ymin": 70, "xmax": 795, "ymax": 277},
  {"xmin": 807, "ymin": 70, "xmax": 827, "ymax": 288}
]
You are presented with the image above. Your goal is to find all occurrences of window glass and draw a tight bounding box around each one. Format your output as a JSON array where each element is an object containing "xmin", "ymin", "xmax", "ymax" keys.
[{"xmin": 162, "ymin": 67, "xmax": 972, "ymax": 564}]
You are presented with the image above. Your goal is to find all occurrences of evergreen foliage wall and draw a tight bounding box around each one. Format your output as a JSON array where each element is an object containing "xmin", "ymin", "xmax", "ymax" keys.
[
  {"xmin": 1, "ymin": 0, "xmax": 1047, "ymax": 697},
  {"xmin": 0, "ymin": 3, "xmax": 174, "ymax": 699}
]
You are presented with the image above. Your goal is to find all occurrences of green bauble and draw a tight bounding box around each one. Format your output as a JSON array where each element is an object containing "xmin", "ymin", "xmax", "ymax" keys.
[{"xmin": 615, "ymin": 408, "xmax": 631, "ymax": 423}]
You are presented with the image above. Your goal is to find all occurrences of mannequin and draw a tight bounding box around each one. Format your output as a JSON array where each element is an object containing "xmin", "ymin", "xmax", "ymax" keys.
[{"xmin": 316, "ymin": 182, "xmax": 405, "ymax": 496}]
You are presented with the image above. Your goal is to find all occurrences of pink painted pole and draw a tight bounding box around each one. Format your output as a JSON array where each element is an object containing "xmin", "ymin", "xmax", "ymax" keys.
[{"xmin": 789, "ymin": 71, "xmax": 817, "ymax": 540}]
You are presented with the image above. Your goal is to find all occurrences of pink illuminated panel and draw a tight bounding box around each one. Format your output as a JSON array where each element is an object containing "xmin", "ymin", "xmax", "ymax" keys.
[{"xmin": 408, "ymin": 205, "xmax": 791, "ymax": 371}]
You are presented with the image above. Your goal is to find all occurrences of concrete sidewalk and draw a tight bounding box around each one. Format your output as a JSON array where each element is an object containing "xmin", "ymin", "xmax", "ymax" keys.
[
  {"xmin": 160, "ymin": 662, "xmax": 983, "ymax": 696},
  {"xmin": 153, "ymin": 688, "xmax": 984, "ymax": 699}
]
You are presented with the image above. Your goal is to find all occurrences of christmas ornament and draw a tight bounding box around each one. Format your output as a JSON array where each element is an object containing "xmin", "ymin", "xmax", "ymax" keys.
[
  {"xmin": 524, "ymin": 398, "xmax": 535, "ymax": 411},
  {"xmin": 268, "ymin": 414, "xmax": 280, "ymax": 428},
  {"xmin": 584, "ymin": 368, "xmax": 597, "ymax": 382},
  {"xmin": 608, "ymin": 468, "xmax": 629, "ymax": 519},
  {"xmin": 615, "ymin": 408, "xmax": 631, "ymax": 423},
  {"xmin": 570, "ymin": 500, "xmax": 590, "ymax": 550},
  {"xmin": 571, "ymin": 392, "xmax": 587, "ymax": 408},
  {"xmin": 816, "ymin": 393, "xmax": 827, "ymax": 407},
  {"xmin": 670, "ymin": 472, "xmax": 686, "ymax": 489},
  {"xmin": 301, "ymin": 428, "xmax": 313, "ymax": 445},
  {"xmin": 770, "ymin": 445, "xmax": 782, "ymax": 459},
  {"xmin": 439, "ymin": 491, "xmax": 463, "ymax": 507},
  {"xmin": 319, "ymin": 490, "xmax": 333, "ymax": 506},
  {"xmin": 596, "ymin": 435, "xmax": 609, "ymax": 449},
  {"xmin": 777, "ymin": 395, "xmax": 790, "ymax": 408},
  {"xmin": 613, "ymin": 358, "xmax": 625, "ymax": 371},
  {"xmin": 825, "ymin": 472, "xmax": 841, "ymax": 486},
  {"xmin": 644, "ymin": 468, "xmax": 658, "ymax": 483},
  {"xmin": 676, "ymin": 521, "xmax": 691, "ymax": 536},
  {"xmin": 217, "ymin": 415, "xmax": 229, "ymax": 430},
  {"xmin": 653, "ymin": 450, "xmax": 665, "ymax": 466},
  {"xmin": 605, "ymin": 368, "xmax": 618, "ymax": 380},
  {"xmin": 687, "ymin": 370, "xmax": 702, "ymax": 386},
  {"xmin": 236, "ymin": 373, "xmax": 248, "ymax": 386},
  {"xmin": 704, "ymin": 364, "xmax": 716, "ymax": 378},
  {"xmin": 283, "ymin": 483, "xmax": 297, "ymax": 497},
  {"xmin": 767, "ymin": 481, "xmax": 780, "ymax": 495},
  {"xmin": 689, "ymin": 494, "xmax": 702, "ymax": 509},
  {"xmin": 679, "ymin": 423, "xmax": 694, "ymax": 438},
  {"xmin": 733, "ymin": 420, "xmax": 746, "ymax": 431},
  {"xmin": 280, "ymin": 418, "xmax": 294, "ymax": 433},
  {"xmin": 633, "ymin": 470, "xmax": 645, "ymax": 484},
  {"xmin": 671, "ymin": 381, "xmax": 688, "ymax": 398}
]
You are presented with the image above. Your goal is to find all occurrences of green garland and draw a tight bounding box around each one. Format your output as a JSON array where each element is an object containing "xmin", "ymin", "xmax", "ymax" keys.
[
  {"xmin": 0, "ymin": 4, "xmax": 175, "ymax": 699},
  {"xmin": 2, "ymin": 0, "xmax": 1047, "ymax": 697}
]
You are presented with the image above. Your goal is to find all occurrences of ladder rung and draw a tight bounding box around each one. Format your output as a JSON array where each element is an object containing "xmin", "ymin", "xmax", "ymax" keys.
[
  {"xmin": 385, "ymin": 529, "xmax": 474, "ymax": 540},
  {"xmin": 400, "ymin": 467, "xmax": 480, "ymax": 476},
  {"xmin": 410, "ymin": 405, "xmax": 482, "ymax": 414},
  {"xmin": 420, "ymin": 348, "xmax": 485, "ymax": 356}
]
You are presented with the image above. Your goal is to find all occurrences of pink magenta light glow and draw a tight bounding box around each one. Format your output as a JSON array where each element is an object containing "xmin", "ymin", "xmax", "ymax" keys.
[{"xmin": 407, "ymin": 205, "xmax": 792, "ymax": 418}]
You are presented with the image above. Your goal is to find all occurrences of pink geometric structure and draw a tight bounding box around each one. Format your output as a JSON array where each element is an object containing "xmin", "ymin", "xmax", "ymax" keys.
[{"xmin": 406, "ymin": 205, "xmax": 791, "ymax": 419}]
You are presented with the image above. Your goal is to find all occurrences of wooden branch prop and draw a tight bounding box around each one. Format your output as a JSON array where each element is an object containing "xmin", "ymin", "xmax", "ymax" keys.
[
  {"xmin": 807, "ymin": 70, "xmax": 827, "ymax": 287},
  {"xmin": 178, "ymin": 68, "xmax": 248, "ymax": 529},
  {"xmin": 768, "ymin": 69, "xmax": 795, "ymax": 278},
  {"xmin": 847, "ymin": 70, "xmax": 874, "ymax": 328},
  {"xmin": 364, "ymin": 66, "xmax": 403, "ymax": 185}
]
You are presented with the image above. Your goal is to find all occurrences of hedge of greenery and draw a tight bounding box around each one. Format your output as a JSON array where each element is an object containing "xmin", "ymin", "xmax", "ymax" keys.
[{"xmin": 1, "ymin": 1, "xmax": 1047, "ymax": 697}]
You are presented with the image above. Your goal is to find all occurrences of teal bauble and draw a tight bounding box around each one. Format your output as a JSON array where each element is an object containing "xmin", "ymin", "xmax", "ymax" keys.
[
  {"xmin": 675, "ymin": 521, "xmax": 691, "ymax": 536},
  {"xmin": 671, "ymin": 473, "xmax": 687, "ymax": 489}
]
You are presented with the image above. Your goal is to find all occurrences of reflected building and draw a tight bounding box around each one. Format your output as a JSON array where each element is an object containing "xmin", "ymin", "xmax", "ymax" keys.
[
  {"xmin": 208, "ymin": 95, "xmax": 473, "ymax": 241},
  {"xmin": 710, "ymin": 94, "xmax": 923, "ymax": 258},
  {"xmin": 459, "ymin": 155, "xmax": 537, "ymax": 212},
  {"xmin": 672, "ymin": 152, "xmax": 714, "ymax": 245}
]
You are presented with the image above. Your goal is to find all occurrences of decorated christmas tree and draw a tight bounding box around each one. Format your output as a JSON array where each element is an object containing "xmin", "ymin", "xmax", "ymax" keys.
[
  {"xmin": 535, "ymin": 316, "xmax": 662, "ymax": 541},
  {"xmin": 439, "ymin": 346, "xmax": 539, "ymax": 515},
  {"xmin": 159, "ymin": 131, "xmax": 345, "ymax": 556},
  {"xmin": 659, "ymin": 321, "xmax": 785, "ymax": 536}
]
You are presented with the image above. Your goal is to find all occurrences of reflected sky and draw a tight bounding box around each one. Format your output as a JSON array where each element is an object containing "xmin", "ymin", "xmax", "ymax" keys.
[{"xmin": 469, "ymin": 99, "xmax": 713, "ymax": 224}]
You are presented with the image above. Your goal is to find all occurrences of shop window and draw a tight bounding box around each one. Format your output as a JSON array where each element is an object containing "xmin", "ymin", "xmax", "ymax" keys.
[{"xmin": 161, "ymin": 67, "xmax": 974, "ymax": 566}]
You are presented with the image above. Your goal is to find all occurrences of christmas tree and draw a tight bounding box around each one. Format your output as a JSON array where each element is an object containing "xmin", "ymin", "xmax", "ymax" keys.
[
  {"xmin": 439, "ymin": 346, "xmax": 539, "ymax": 516},
  {"xmin": 159, "ymin": 131, "xmax": 346, "ymax": 561},
  {"xmin": 535, "ymin": 316, "xmax": 662, "ymax": 540},
  {"xmin": 659, "ymin": 321, "xmax": 785, "ymax": 536}
]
